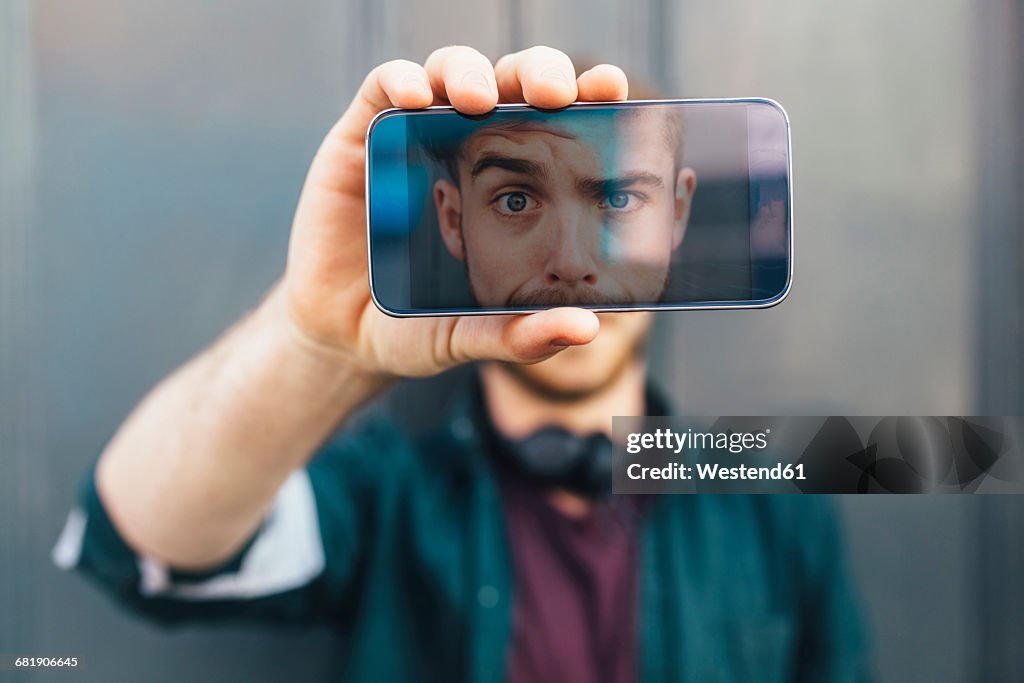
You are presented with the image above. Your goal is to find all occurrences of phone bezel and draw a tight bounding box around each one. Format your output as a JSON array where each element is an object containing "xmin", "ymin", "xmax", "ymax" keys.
[{"xmin": 365, "ymin": 98, "xmax": 793, "ymax": 317}]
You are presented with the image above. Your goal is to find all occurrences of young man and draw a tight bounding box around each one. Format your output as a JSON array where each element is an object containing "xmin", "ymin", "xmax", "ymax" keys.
[
  {"xmin": 429, "ymin": 107, "xmax": 696, "ymax": 307},
  {"xmin": 53, "ymin": 46, "xmax": 870, "ymax": 682}
]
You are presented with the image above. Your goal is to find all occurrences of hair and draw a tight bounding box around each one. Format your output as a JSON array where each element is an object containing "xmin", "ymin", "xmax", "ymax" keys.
[
  {"xmin": 421, "ymin": 59, "xmax": 685, "ymax": 185},
  {"xmin": 420, "ymin": 106, "xmax": 686, "ymax": 185}
]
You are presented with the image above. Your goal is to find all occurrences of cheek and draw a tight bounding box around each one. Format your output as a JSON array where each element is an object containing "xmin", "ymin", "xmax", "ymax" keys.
[
  {"xmin": 601, "ymin": 261, "xmax": 669, "ymax": 300},
  {"xmin": 604, "ymin": 205, "xmax": 677, "ymax": 266},
  {"xmin": 599, "ymin": 221, "xmax": 674, "ymax": 299},
  {"xmin": 462, "ymin": 207, "xmax": 540, "ymax": 291}
]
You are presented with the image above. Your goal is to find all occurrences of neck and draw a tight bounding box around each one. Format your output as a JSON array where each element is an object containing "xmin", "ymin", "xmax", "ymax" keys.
[
  {"xmin": 479, "ymin": 359, "xmax": 646, "ymax": 439},
  {"xmin": 479, "ymin": 360, "xmax": 646, "ymax": 518}
]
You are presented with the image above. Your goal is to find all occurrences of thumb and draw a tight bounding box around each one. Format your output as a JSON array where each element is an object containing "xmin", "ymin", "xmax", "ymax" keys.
[{"xmin": 448, "ymin": 308, "xmax": 601, "ymax": 365}]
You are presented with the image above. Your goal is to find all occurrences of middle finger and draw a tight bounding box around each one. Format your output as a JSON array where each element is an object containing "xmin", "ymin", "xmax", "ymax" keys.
[{"xmin": 494, "ymin": 46, "xmax": 578, "ymax": 108}]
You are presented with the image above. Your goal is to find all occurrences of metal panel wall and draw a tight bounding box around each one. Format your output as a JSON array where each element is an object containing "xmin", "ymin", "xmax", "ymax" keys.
[
  {"xmin": 1, "ymin": 0, "xmax": 41, "ymax": 660},
  {"xmin": 2, "ymin": 1, "xmax": 1021, "ymax": 681},
  {"xmin": 974, "ymin": 1, "xmax": 1024, "ymax": 680}
]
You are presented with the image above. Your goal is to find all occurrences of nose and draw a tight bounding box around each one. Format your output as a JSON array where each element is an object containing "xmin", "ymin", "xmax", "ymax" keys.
[{"xmin": 543, "ymin": 210, "xmax": 598, "ymax": 286}]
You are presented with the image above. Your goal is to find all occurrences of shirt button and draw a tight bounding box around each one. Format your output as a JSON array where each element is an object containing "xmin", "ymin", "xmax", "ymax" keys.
[
  {"xmin": 477, "ymin": 585, "xmax": 499, "ymax": 608},
  {"xmin": 451, "ymin": 416, "xmax": 475, "ymax": 442}
]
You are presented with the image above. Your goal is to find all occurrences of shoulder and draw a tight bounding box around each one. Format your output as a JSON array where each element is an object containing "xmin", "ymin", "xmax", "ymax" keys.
[
  {"xmin": 744, "ymin": 495, "xmax": 852, "ymax": 594},
  {"xmin": 664, "ymin": 494, "xmax": 848, "ymax": 583},
  {"xmin": 306, "ymin": 400, "xmax": 481, "ymax": 495},
  {"xmin": 677, "ymin": 492, "xmax": 841, "ymax": 534},
  {"xmin": 750, "ymin": 494, "xmax": 843, "ymax": 532},
  {"xmin": 739, "ymin": 495, "xmax": 847, "ymax": 563}
]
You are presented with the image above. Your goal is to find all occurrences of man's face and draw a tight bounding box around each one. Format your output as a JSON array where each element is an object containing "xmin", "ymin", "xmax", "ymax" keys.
[
  {"xmin": 433, "ymin": 109, "xmax": 697, "ymax": 308},
  {"xmin": 495, "ymin": 310, "xmax": 656, "ymax": 400}
]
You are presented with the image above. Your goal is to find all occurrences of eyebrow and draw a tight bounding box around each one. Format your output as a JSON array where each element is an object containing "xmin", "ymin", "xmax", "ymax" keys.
[
  {"xmin": 577, "ymin": 172, "xmax": 664, "ymax": 195},
  {"xmin": 470, "ymin": 155, "xmax": 547, "ymax": 178}
]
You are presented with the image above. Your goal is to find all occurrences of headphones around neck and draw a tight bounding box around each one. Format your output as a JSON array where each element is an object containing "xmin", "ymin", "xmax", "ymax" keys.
[{"xmin": 494, "ymin": 426, "xmax": 614, "ymax": 499}]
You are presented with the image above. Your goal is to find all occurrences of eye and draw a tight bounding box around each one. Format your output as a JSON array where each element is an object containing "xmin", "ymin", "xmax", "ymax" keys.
[
  {"xmin": 494, "ymin": 191, "xmax": 537, "ymax": 215},
  {"xmin": 600, "ymin": 191, "xmax": 636, "ymax": 210}
]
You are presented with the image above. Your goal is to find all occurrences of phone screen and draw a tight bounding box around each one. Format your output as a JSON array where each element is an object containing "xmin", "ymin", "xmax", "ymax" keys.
[{"xmin": 367, "ymin": 99, "xmax": 790, "ymax": 315}]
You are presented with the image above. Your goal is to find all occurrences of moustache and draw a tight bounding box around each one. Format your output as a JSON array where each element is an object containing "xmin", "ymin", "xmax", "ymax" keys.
[{"xmin": 507, "ymin": 286, "xmax": 629, "ymax": 307}]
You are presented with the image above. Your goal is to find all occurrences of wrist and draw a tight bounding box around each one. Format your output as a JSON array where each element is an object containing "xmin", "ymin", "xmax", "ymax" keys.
[{"xmin": 247, "ymin": 283, "xmax": 395, "ymax": 409}]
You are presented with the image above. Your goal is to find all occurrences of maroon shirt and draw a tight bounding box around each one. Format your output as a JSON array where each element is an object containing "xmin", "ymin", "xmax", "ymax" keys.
[{"xmin": 496, "ymin": 464, "xmax": 648, "ymax": 683}]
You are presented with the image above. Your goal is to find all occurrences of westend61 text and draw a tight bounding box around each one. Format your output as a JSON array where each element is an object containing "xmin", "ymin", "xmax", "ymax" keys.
[{"xmin": 627, "ymin": 462, "xmax": 806, "ymax": 481}]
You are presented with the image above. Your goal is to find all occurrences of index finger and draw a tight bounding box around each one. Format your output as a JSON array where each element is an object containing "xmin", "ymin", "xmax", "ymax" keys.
[
  {"xmin": 290, "ymin": 60, "xmax": 433, "ymax": 272},
  {"xmin": 327, "ymin": 59, "xmax": 433, "ymax": 152}
]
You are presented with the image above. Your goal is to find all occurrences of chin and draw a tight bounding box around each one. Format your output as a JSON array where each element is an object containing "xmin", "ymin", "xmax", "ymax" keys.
[
  {"xmin": 522, "ymin": 346, "xmax": 623, "ymax": 396},
  {"xmin": 507, "ymin": 312, "xmax": 654, "ymax": 401}
]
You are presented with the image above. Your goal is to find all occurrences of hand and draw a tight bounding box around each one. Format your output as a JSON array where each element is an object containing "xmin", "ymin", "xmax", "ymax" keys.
[{"xmin": 278, "ymin": 46, "xmax": 629, "ymax": 378}]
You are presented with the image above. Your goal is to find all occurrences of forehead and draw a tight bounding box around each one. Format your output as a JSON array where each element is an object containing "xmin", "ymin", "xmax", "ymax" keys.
[{"xmin": 460, "ymin": 108, "xmax": 675, "ymax": 167}]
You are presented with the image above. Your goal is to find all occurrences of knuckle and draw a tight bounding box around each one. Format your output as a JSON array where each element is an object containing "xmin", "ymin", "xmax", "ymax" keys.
[
  {"xmin": 588, "ymin": 63, "xmax": 625, "ymax": 78},
  {"xmin": 423, "ymin": 46, "xmax": 449, "ymax": 67},
  {"xmin": 493, "ymin": 52, "xmax": 517, "ymax": 75},
  {"xmin": 372, "ymin": 59, "xmax": 420, "ymax": 81},
  {"xmin": 524, "ymin": 45, "xmax": 571, "ymax": 65},
  {"xmin": 378, "ymin": 58, "xmax": 414, "ymax": 72},
  {"xmin": 447, "ymin": 44, "xmax": 485, "ymax": 60},
  {"xmin": 499, "ymin": 321, "xmax": 522, "ymax": 357},
  {"xmin": 426, "ymin": 45, "xmax": 486, "ymax": 69}
]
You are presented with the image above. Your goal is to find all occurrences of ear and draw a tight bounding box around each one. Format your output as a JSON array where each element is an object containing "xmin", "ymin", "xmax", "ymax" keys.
[
  {"xmin": 434, "ymin": 178, "xmax": 465, "ymax": 262},
  {"xmin": 672, "ymin": 167, "xmax": 697, "ymax": 250}
]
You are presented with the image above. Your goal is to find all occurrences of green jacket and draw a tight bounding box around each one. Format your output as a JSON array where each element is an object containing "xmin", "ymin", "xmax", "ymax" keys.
[{"xmin": 56, "ymin": 385, "xmax": 871, "ymax": 682}]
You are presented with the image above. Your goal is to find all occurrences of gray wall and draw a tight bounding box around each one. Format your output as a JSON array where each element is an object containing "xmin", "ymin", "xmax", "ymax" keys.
[
  {"xmin": 1, "ymin": 0, "xmax": 1021, "ymax": 681},
  {"xmin": 1, "ymin": 0, "xmax": 41, "ymax": 664}
]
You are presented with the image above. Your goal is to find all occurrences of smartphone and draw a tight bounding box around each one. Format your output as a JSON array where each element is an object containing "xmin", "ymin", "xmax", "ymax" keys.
[{"xmin": 365, "ymin": 98, "xmax": 791, "ymax": 316}]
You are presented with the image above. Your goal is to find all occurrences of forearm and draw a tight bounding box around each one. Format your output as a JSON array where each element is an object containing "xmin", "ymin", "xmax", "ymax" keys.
[{"xmin": 95, "ymin": 281, "xmax": 392, "ymax": 570}]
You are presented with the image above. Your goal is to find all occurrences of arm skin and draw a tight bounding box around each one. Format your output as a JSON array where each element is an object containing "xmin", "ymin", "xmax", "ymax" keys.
[{"xmin": 95, "ymin": 46, "xmax": 627, "ymax": 571}]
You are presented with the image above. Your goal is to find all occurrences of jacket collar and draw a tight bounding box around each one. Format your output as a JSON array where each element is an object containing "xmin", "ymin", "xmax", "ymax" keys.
[{"xmin": 440, "ymin": 365, "xmax": 674, "ymax": 458}]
